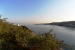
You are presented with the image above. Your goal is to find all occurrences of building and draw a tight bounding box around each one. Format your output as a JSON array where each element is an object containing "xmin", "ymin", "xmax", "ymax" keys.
[{"xmin": 17, "ymin": 24, "xmax": 21, "ymax": 26}]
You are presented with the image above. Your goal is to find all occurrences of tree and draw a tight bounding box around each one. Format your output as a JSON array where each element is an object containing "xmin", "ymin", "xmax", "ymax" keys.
[
  {"xmin": 2, "ymin": 18, "xmax": 8, "ymax": 22},
  {"xmin": 0, "ymin": 14, "xmax": 2, "ymax": 19}
]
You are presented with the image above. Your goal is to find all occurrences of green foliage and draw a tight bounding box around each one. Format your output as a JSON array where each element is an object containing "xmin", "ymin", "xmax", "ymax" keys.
[{"xmin": 29, "ymin": 33, "xmax": 60, "ymax": 50}]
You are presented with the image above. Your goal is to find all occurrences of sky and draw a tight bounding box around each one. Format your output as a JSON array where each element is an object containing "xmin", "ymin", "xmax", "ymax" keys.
[{"xmin": 0, "ymin": 0, "xmax": 75, "ymax": 24}]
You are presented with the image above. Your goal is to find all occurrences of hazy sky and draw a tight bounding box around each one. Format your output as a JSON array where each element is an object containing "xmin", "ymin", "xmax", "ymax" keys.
[{"xmin": 0, "ymin": 0, "xmax": 75, "ymax": 24}]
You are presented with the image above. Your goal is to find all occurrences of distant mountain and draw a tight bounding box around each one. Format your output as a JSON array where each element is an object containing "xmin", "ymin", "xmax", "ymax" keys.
[{"xmin": 43, "ymin": 21, "xmax": 75, "ymax": 28}]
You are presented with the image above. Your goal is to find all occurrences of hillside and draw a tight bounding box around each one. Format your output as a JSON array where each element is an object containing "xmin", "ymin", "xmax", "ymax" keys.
[
  {"xmin": 0, "ymin": 17, "xmax": 68, "ymax": 50},
  {"xmin": 43, "ymin": 21, "xmax": 75, "ymax": 28}
]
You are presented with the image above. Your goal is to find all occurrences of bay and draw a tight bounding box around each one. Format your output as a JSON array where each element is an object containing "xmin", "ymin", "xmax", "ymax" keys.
[{"xmin": 26, "ymin": 25, "xmax": 75, "ymax": 50}]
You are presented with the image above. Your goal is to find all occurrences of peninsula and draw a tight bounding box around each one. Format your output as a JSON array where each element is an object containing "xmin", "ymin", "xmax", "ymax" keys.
[{"xmin": 43, "ymin": 21, "xmax": 75, "ymax": 28}]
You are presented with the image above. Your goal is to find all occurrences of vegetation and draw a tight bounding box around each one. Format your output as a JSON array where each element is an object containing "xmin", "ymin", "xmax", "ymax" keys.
[{"xmin": 0, "ymin": 15, "xmax": 69, "ymax": 50}]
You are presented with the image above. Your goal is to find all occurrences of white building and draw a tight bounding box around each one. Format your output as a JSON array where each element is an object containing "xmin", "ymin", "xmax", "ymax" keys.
[{"xmin": 17, "ymin": 24, "xmax": 21, "ymax": 26}]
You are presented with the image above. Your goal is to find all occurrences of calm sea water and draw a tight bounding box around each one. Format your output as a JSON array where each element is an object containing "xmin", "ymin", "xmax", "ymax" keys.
[{"xmin": 26, "ymin": 25, "xmax": 75, "ymax": 50}]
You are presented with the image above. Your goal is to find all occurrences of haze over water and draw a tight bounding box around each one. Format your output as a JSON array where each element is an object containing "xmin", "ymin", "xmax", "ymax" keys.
[{"xmin": 26, "ymin": 25, "xmax": 75, "ymax": 50}]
